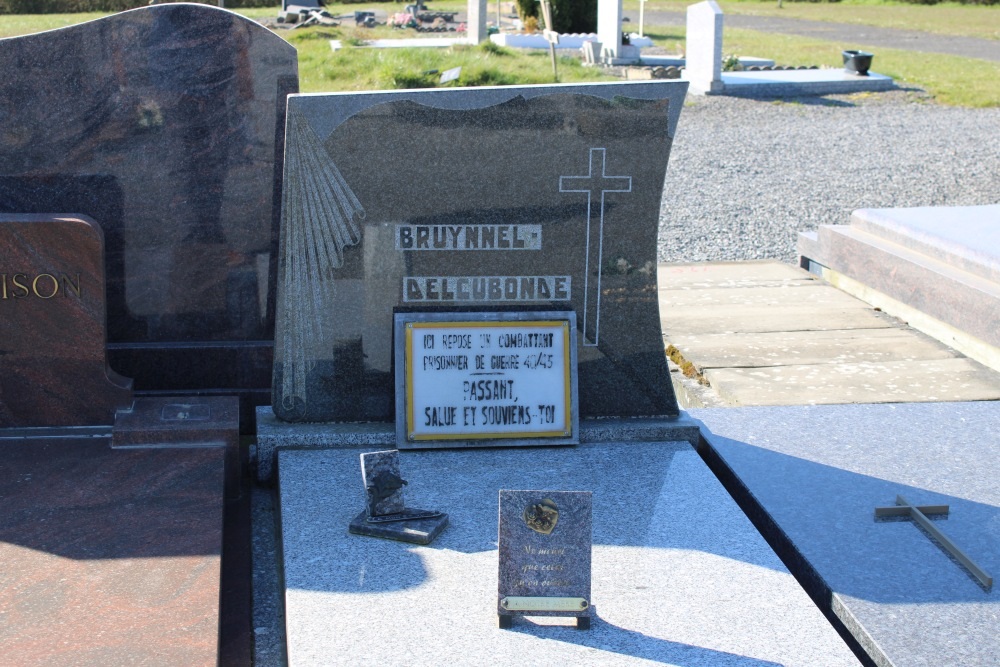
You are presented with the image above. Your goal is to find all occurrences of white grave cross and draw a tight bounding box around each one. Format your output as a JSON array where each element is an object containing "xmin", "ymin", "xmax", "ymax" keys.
[{"xmin": 559, "ymin": 147, "xmax": 632, "ymax": 346}]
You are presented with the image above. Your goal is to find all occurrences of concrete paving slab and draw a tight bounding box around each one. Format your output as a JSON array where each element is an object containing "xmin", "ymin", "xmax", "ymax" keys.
[
  {"xmin": 658, "ymin": 260, "xmax": 1000, "ymax": 407},
  {"xmin": 705, "ymin": 357, "xmax": 1000, "ymax": 405},
  {"xmin": 690, "ymin": 402, "xmax": 1000, "ymax": 667},
  {"xmin": 667, "ymin": 329, "xmax": 958, "ymax": 370},
  {"xmin": 661, "ymin": 284, "xmax": 870, "ymax": 309},
  {"xmin": 664, "ymin": 305, "xmax": 896, "ymax": 335},
  {"xmin": 278, "ymin": 442, "xmax": 861, "ymax": 667},
  {"xmin": 658, "ymin": 261, "xmax": 813, "ymax": 289}
]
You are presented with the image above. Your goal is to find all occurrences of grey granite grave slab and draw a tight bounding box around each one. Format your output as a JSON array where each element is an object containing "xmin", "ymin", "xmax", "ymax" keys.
[
  {"xmin": 799, "ymin": 205, "xmax": 1000, "ymax": 367},
  {"xmin": 690, "ymin": 402, "xmax": 1000, "ymax": 667},
  {"xmin": 0, "ymin": 4, "xmax": 298, "ymax": 429},
  {"xmin": 705, "ymin": 69, "xmax": 896, "ymax": 97},
  {"xmin": 272, "ymin": 82, "xmax": 687, "ymax": 425},
  {"xmin": 849, "ymin": 205, "xmax": 1000, "ymax": 283},
  {"xmin": 277, "ymin": 441, "xmax": 862, "ymax": 666}
]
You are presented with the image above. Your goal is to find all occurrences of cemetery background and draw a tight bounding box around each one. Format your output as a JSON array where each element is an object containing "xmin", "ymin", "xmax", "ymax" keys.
[{"xmin": 0, "ymin": 2, "xmax": 997, "ymax": 666}]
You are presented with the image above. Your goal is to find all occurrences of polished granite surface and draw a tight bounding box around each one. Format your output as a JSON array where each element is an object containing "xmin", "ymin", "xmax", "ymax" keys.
[
  {"xmin": 0, "ymin": 214, "xmax": 132, "ymax": 428},
  {"xmin": 0, "ymin": 438, "xmax": 225, "ymax": 666},
  {"xmin": 692, "ymin": 402, "xmax": 1000, "ymax": 667},
  {"xmin": 273, "ymin": 82, "xmax": 688, "ymax": 423},
  {"xmin": 0, "ymin": 4, "xmax": 298, "ymax": 427}
]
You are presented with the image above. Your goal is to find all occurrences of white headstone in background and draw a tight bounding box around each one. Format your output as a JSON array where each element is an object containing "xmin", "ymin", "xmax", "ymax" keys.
[
  {"xmin": 686, "ymin": 0, "xmax": 724, "ymax": 93},
  {"xmin": 597, "ymin": 0, "xmax": 623, "ymax": 62},
  {"xmin": 467, "ymin": 0, "xmax": 488, "ymax": 43}
]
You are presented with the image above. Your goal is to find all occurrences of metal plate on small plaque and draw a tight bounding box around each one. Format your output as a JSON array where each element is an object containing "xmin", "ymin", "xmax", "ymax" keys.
[{"xmin": 501, "ymin": 596, "xmax": 588, "ymax": 612}]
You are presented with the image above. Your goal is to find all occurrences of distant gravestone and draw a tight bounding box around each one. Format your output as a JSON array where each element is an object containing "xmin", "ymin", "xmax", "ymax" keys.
[
  {"xmin": 0, "ymin": 4, "xmax": 298, "ymax": 429},
  {"xmin": 686, "ymin": 0, "xmax": 724, "ymax": 94},
  {"xmin": 0, "ymin": 214, "xmax": 133, "ymax": 429},
  {"xmin": 497, "ymin": 489, "xmax": 593, "ymax": 628},
  {"xmin": 466, "ymin": 0, "xmax": 489, "ymax": 44},
  {"xmin": 272, "ymin": 82, "xmax": 687, "ymax": 425},
  {"xmin": 596, "ymin": 0, "xmax": 624, "ymax": 62}
]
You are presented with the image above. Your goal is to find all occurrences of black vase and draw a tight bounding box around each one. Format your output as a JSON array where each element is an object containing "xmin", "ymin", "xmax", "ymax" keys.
[{"xmin": 843, "ymin": 50, "xmax": 874, "ymax": 76}]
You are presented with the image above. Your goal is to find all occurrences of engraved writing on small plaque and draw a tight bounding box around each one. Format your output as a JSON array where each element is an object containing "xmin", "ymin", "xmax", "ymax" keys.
[
  {"xmin": 394, "ymin": 312, "xmax": 579, "ymax": 448},
  {"xmin": 498, "ymin": 490, "xmax": 592, "ymax": 629}
]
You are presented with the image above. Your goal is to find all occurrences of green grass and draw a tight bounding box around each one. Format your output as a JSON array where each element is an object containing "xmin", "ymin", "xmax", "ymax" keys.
[
  {"xmin": 0, "ymin": 10, "xmax": 107, "ymax": 37},
  {"xmin": 626, "ymin": 0, "xmax": 1000, "ymax": 41},
  {"xmin": 1, "ymin": 4, "xmax": 998, "ymax": 105},
  {"xmin": 710, "ymin": 26, "xmax": 1000, "ymax": 106},
  {"xmin": 291, "ymin": 31, "xmax": 616, "ymax": 91}
]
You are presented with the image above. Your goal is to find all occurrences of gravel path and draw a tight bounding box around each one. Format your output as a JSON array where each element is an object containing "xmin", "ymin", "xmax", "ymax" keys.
[{"xmin": 657, "ymin": 90, "xmax": 1000, "ymax": 264}]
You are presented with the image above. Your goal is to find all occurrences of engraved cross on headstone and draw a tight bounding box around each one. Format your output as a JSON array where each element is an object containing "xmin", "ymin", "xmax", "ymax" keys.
[
  {"xmin": 875, "ymin": 494, "xmax": 993, "ymax": 591},
  {"xmin": 559, "ymin": 148, "xmax": 632, "ymax": 346}
]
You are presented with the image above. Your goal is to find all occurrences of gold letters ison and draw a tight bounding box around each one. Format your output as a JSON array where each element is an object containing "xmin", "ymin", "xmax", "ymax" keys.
[{"xmin": 0, "ymin": 273, "xmax": 82, "ymax": 300}]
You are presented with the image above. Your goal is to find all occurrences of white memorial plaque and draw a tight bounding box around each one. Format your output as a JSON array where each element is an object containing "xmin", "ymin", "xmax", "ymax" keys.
[{"xmin": 394, "ymin": 312, "xmax": 579, "ymax": 448}]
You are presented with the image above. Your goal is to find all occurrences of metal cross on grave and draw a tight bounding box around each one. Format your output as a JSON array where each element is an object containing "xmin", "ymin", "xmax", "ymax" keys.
[
  {"xmin": 559, "ymin": 148, "xmax": 632, "ymax": 346},
  {"xmin": 875, "ymin": 494, "xmax": 993, "ymax": 591}
]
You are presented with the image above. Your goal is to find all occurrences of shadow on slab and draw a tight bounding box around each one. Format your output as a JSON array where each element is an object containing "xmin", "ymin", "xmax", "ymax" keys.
[
  {"xmin": 0, "ymin": 438, "xmax": 223, "ymax": 559},
  {"xmin": 507, "ymin": 614, "xmax": 782, "ymax": 667},
  {"xmin": 696, "ymin": 431, "xmax": 999, "ymax": 605}
]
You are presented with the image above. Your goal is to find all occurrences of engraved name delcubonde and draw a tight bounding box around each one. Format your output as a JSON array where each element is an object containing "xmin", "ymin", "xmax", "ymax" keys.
[
  {"xmin": 404, "ymin": 276, "xmax": 570, "ymax": 302},
  {"xmin": 0, "ymin": 273, "xmax": 81, "ymax": 299}
]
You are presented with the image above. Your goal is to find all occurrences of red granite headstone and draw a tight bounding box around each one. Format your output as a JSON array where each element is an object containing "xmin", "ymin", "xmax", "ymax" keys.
[{"xmin": 0, "ymin": 214, "xmax": 133, "ymax": 428}]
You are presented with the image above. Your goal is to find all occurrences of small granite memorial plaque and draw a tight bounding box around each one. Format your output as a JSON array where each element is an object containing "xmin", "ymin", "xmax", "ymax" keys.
[
  {"xmin": 272, "ymin": 82, "xmax": 687, "ymax": 425},
  {"xmin": 394, "ymin": 311, "xmax": 578, "ymax": 448},
  {"xmin": 498, "ymin": 489, "xmax": 592, "ymax": 629},
  {"xmin": 0, "ymin": 214, "xmax": 133, "ymax": 429},
  {"xmin": 348, "ymin": 449, "xmax": 448, "ymax": 544}
]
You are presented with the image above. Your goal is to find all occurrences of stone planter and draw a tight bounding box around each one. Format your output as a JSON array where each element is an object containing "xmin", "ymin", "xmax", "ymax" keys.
[{"xmin": 842, "ymin": 50, "xmax": 874, "ymax": 76}]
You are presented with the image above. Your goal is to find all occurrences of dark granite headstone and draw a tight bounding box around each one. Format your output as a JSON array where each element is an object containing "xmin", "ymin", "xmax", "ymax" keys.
[
  {"xmin": 272, "ymin": 82, "xmax": 687, "ymax": 424},
  {"xmin": 0, "ymin": 214, "xmax": 133, "ymax": 429},
  {"xmin": 498, "ymin": 489, "xmax": 592, "ymax": 628},
  {"xmin": 0, "ymin": 4, "xmax": 299, "ymax": 430}
]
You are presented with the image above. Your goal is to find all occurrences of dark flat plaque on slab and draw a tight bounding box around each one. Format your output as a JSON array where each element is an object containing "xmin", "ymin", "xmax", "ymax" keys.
[
  {"xmin": 498, "ymin": 489, "xmax": 592, "ymax": 628},
  {"xmin": 272, "ymin": 82, "xmax": 687, "ymax": 424},
  {"xmin": 348, "ymin": 508, "xmax": 448, "ymax": 545},
  {"xmin": 0, "ymin": 4, "xmax": 299, "ymax": 430},
  {"xmin": 0, "ymin": 214, "xmax": 132, "ymax": 429}
]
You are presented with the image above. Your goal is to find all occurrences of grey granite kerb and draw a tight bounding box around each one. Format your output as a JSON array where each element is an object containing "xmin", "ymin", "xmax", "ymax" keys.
[{"xmin": 254, "ymin": 406, "xmax": 701, "ymax": 480}]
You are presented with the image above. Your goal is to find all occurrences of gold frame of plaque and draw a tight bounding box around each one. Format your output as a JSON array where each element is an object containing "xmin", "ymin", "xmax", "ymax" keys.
[{"xmin": 393, "ymin": 312, "xmax": 579, "ymax": 449}]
